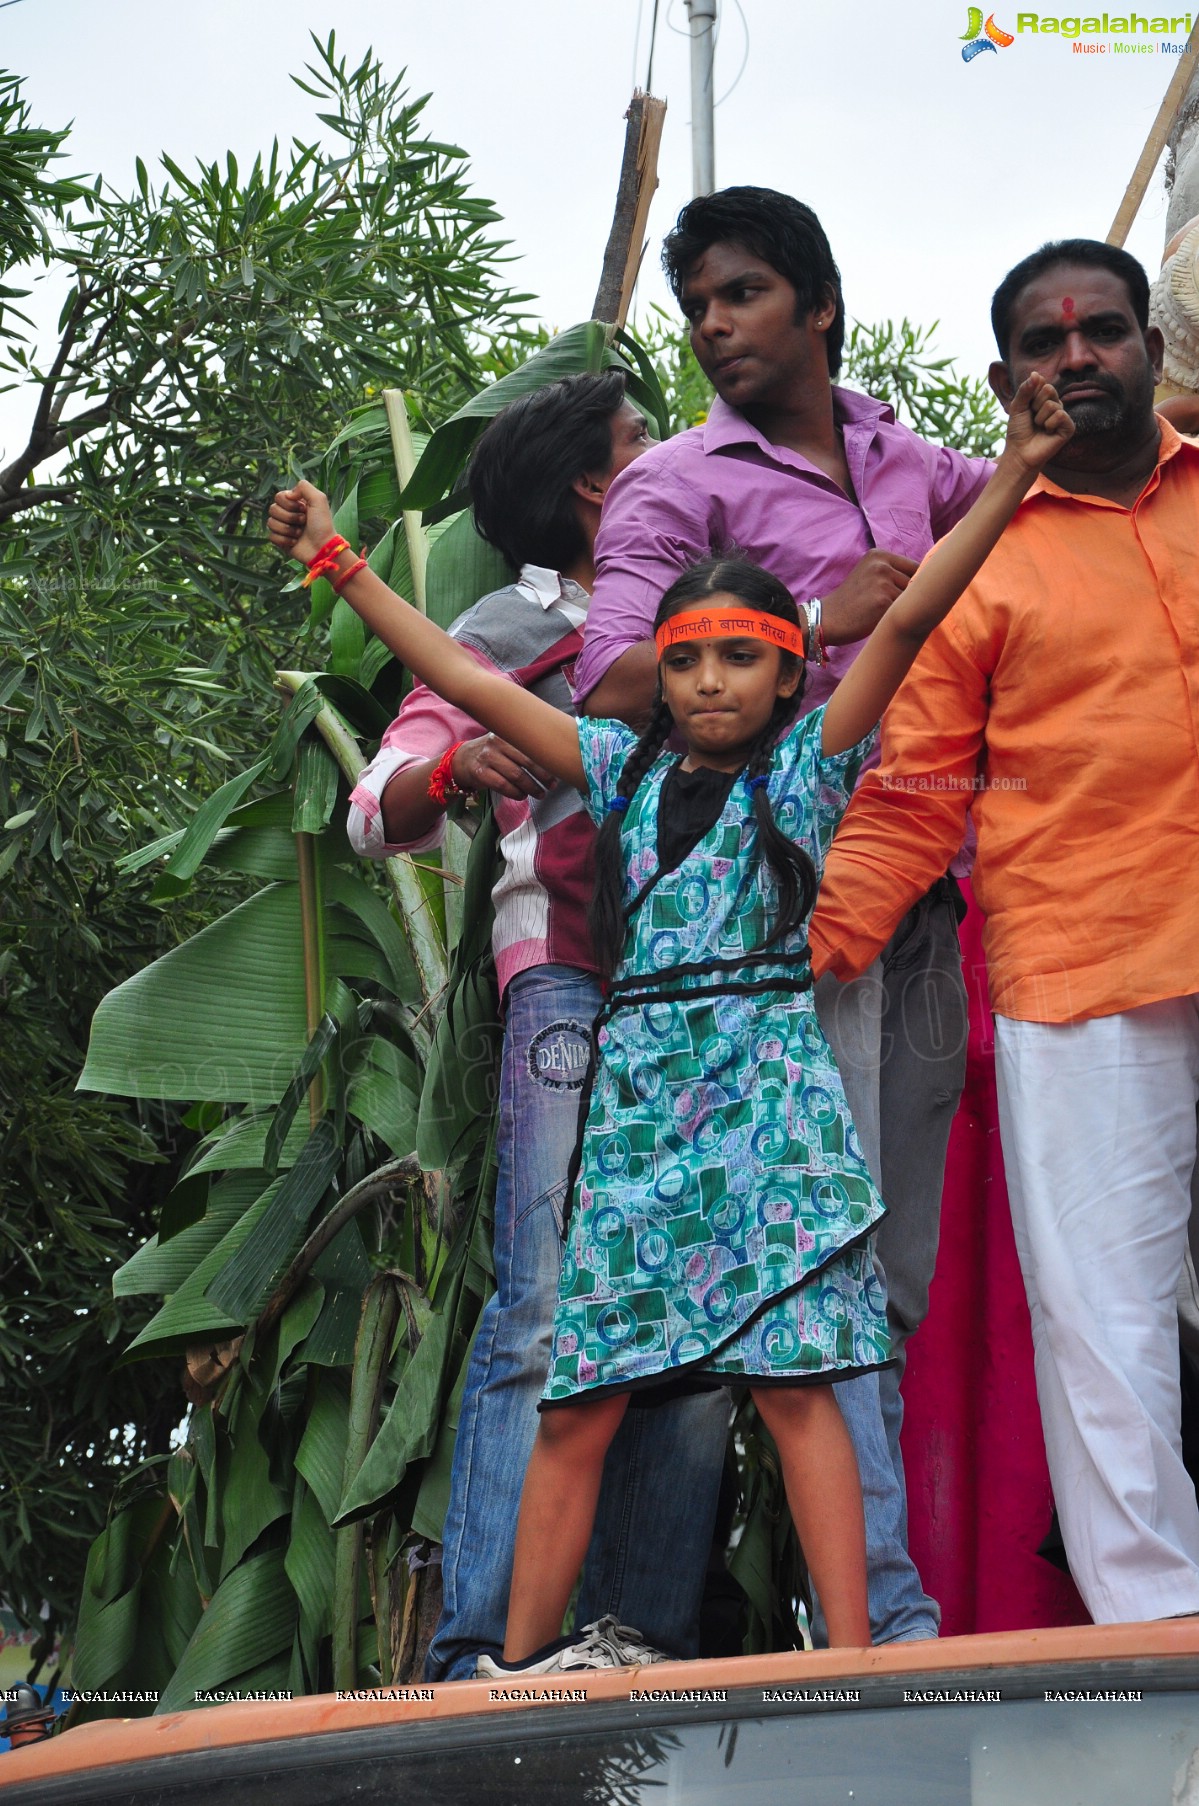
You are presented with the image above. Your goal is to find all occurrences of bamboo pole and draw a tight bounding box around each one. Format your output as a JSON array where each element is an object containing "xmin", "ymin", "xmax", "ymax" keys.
[
  {"xmin": 592, "ymin": 91, "xmax": 668, "ymax": 329},
  {"xmin": 1107, "ymin": 24, "xmax": 1199, "ymax": 247}
]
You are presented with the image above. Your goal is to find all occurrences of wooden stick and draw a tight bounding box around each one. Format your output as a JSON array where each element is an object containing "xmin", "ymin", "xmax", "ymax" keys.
[
  {"xmin": 592, "ymin": 91, "xmax": 668, "ymax": 328},
  {"xmin": 1107, "ymin": 24, "xmax": 1199, "ymax": 248}
]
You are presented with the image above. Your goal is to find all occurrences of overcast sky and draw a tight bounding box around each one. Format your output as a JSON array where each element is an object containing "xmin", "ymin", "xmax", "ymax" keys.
[{"xmin": 0, "ymin": 0, "xmax": 1187, "ymax": 452}]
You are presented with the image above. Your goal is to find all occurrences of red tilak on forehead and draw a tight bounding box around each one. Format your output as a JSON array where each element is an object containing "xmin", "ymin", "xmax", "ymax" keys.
[{"xmin": 1062, "ymin": 296, "xmax": 1076, "ymax": 315}]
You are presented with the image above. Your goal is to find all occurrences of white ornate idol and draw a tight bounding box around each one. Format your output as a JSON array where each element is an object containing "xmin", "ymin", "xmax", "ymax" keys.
[{"xmin": 1150, "ymin": 212, "xmax": 1199, "ymax": 396}]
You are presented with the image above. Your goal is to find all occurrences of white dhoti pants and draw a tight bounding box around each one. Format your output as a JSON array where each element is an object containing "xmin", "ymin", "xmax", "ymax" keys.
[{"xmin": 994, "ymin": 997, "xmax": 1199, "ymax": 1624}]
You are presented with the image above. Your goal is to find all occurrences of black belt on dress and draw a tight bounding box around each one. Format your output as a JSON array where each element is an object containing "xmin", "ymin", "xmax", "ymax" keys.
[{"xmin": 560, "ymin": 946, "xmax": 814, "ymax": 1232}]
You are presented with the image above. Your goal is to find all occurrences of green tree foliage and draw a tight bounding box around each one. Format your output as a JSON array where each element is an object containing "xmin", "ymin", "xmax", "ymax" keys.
[
  {"xmin": 843, "ymin": 317, "xmax": 1003, "ymax": 459},
  {"xmin": 0, "ymin": 41, "xmax": 529, "ymax": 531},
  {"xmin": 0, "ymin": 67, "xmax": 85, "ymax": 338},
  {"xmin": 0, "ymin": 41, "xmax": 532, "ymax": 1672}
]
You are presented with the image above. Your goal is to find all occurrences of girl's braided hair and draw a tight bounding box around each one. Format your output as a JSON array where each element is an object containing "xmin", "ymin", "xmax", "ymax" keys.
[{"xmin": 588, "ymin": 557, "xmax": 818, "ymax": 978}]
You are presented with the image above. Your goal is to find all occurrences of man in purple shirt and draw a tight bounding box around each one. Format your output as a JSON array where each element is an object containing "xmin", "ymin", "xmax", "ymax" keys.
[{"xmin": 577, "ymin": 187, "xmax": 992, "ymax": 1643}]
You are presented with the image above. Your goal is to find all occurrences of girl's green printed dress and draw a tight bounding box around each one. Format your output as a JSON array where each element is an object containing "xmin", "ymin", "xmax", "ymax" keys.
[{"xmin": 541, "ymin": 705, "xmax": 891, "ymax": 1406}]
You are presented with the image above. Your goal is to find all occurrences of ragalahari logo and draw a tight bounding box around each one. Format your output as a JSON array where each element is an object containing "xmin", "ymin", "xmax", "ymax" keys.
[{"xmin": 961, "ymin": 8, "xmax": 1016, "ymax": 57}]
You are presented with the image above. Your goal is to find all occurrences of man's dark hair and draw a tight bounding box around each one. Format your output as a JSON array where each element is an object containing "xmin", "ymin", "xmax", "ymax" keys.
[
  {"xmin": 661, "ymin": 186, "xmax": 845, "ymax": 377},
  {"xmin": 990, "ymin": 239, "xmax": 1151, "ymax": 360},
  {"xmin": 468, "ymin": 370, "xmax": 628, "ymax": 573}
]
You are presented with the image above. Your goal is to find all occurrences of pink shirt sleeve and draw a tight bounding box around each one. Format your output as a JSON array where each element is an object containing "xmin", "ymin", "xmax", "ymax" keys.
[
  {"xmin": 573, "ymin": 460, "xmax": 713, "ymax": 701},
  {"xmin": 347, "ymin": 645, "xmax": 495, "ymax": 858},
  {"xmin": 929, "ymin": 445, "xmax": 994, "ymax": 536}
]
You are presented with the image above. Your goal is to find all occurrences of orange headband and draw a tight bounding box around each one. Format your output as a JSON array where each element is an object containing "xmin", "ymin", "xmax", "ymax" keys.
[{"xmin": 654, "ymin": 606, "xmax": 806, "ymax": 660}]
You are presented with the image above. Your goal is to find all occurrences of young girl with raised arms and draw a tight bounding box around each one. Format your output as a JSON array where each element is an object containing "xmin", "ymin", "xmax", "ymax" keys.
[{"xmin": 268, "ymin": 373, "xmax": 1071, "ymax": 1663}]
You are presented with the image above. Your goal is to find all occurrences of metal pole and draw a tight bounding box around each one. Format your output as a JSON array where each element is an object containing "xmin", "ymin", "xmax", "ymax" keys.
[{"xmin": 683, "ymin": 0, "xmax": 717, "ymax": 196}]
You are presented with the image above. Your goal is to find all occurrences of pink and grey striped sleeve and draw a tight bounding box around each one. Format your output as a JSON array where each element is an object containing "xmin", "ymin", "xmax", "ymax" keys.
[{"xmin": 347, "ymin": 645, "xmax": 498, "ymax": 858}]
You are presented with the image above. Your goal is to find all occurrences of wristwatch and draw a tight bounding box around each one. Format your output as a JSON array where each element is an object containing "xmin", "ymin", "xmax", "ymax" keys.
[{"xmin": 802, "ymin": 599, "xmax": 827, "ymax": 665}]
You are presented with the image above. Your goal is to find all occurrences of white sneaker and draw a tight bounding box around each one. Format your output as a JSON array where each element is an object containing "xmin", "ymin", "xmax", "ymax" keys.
[
  {"xmin": 475, "ymin": 1616, "xmax": 671, "ymax": 1679},
  {"xmin": 574, "ymin": 1616, "xmax": 673, "ymax": 1667}
]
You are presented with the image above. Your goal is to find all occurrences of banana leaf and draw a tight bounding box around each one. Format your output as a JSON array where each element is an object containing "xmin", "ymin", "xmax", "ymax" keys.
[
  {"xmin": 424, "ymin": 509, "xmax": 514, "ymax": 633},
  {"xmin": 78, "ymin": 884, "xmax": 309, "ymax": 1106},
  {"xmin": 113, "ymin": 1172, "xmax": 265, "ymax": 1298},
  {"xmin": 72, "ymin": 1491, "xmax": 204, "ymax": 1702},
  {"xmin": 286, "ymin": 1478, "xmax": 336, "ymax": 1682},
  {"xmin": 294, "ymin": 1370, "xmax": 352, "ymax": 1523},
  {"xmin": 185, "ymin": 1109, "xmax": 312, "ymax": 1177},
  {"xmin": 399, "ymin": 321, "xmax": 610, "ymax": 513},
  {"xmin": 149, "ymin": 758, "xmax": 271, "ymax": 901},
  {"xmin": 309, "ymin": 673, "xmax": 393, "ymax": 740},
  {"xmin": 206, "ymin": 822, "xmax": 306, "ymax": 884},
  {"xmin": 122, "ymin": 1181, "xmax": 282, "ymax": 1359},
  {"xmin": 324, "ymin": 865, "xmax": 420, "ymax": 1003},
  {"xmin": 291, "ymin": 739, "xmax": 340, "ymax": 834},
  {"xmin": 329, "ymin": 596, "xmax": 366, "ymax": 678},
  {"xmin": 334, "ymin": 1266, "xmax": 461, "ymax": 1525},
  {"xmin": 409, "ymin": 1307, "xmax": 474, "ymax": 1544},
  {"xmin": 216, "ymin": 1379, "xmax": 290, "ymax": 1579},
  {"xmin": 346, "ymin": 1035, "xmax": 420, "ymax": 1156},
  {"xmin": 204, "ymin": 1119, "xmax": 341, "ymax": 1321},
  {"xmin": 155, "ymin": 1548, "xmax": 296, "ymax": 1713}
]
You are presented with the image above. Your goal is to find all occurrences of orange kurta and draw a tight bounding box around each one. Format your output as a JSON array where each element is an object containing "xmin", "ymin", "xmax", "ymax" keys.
[{"xmin": 809, "ymin": 422, "xmax": 1199, "ymax": 1022}]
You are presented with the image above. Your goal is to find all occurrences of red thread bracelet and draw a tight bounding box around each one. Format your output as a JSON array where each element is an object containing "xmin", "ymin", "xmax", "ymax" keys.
[
  {"xmin": 310, "ymin": 535, "xmax": 348, "ymax": 566},
  {"xmin": 332, "ymin": 555, "xmax": 368, "ymax": 593},
  {"xmin": 301, "ymin": 535, "xmax": 350, "ymax": 588},
  {"xmin": 427, "ymin": 742, "xmax": 469, "ymax": 805}
]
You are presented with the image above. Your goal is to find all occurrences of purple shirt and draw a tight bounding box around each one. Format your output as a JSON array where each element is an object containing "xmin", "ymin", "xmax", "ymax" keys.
[{"xmin": 574, "ymin": 386, "xmax": 992, "ymax": 710}]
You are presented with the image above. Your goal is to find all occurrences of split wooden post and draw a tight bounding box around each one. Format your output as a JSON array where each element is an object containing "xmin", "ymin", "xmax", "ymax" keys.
[{"xmin": 591, "ymin": 91, "xmax": 668, "ymax": 329}]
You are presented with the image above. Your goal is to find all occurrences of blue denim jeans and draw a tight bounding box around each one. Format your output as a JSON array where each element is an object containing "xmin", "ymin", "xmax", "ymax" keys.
[
  {"xmin": 425, "ymin": 964, "xmax": 729, "ymax": 1681},
  {"xmin": 812, "ymin": 879, "xmax": 967, "ymax": 1642}
]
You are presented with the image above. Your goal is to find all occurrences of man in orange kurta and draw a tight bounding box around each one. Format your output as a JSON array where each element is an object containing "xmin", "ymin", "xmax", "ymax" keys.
[{"xmin": 809, "ymin": 238, "xmax": 1199, "ymax": 1625}]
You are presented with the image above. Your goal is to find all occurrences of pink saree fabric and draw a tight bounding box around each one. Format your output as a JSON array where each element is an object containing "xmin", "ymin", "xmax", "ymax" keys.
[{"xmin": 899, "ymin": 880, "xmax": 1090, "ymax": 1634}]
